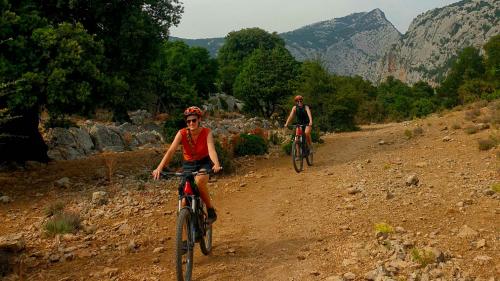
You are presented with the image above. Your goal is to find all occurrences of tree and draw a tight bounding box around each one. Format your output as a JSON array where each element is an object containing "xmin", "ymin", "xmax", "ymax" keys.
[
  {"xmin": 233, "ymin": 46, "xmax": 299, "ymax": 118},
  {"xmin": 438, "ymin": 47, "xmax": 485, "ymax": 107},
  {"xmin": 217, "ymin": 28, "xmax": 285, "ymax": 95},
  {"xmin": 483, "ymin": 34, "xmax": 500, "ymax": 81},
  {"xmin": 376, "ymin": 76, "xmax": 413, "ymax": 121}
]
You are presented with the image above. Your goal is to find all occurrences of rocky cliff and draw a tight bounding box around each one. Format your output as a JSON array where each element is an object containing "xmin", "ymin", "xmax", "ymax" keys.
[
  {"xmin": 281, "ymin": 9, "xmax": 401, "ymax": 83},
  {"xmin": 379, "ymin": 0, "xmax": 500, "ymax": 85}
]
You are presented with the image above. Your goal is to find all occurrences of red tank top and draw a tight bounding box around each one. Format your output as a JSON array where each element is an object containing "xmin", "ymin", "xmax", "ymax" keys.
[{"xmin": 180, "ymin": 127, "xmax": 210, "ymax": 161}]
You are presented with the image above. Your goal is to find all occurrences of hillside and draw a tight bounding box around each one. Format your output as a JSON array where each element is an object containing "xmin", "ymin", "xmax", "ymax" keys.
[
  {"xmin": 281, "ymin": 9, "xmax": 401, "ymax": 83},
  {"xmin": 0, "ymin": 102, "xmax": 498, "ymax": 280},
  {"xmin": 379, "ymin": 0, "xmax": 500, "ymax": 85}
]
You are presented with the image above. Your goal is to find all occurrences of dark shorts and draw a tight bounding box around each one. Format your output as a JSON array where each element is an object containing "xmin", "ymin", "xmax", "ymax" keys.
[{"xmin": 182, "ymin": 156, "xmax": 212, "ymax": 173}]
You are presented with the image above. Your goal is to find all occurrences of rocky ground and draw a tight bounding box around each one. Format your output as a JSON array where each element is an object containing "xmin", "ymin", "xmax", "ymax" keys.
[{"xmin": 0, "ymin": 103, "xmax": 499, "ymax": 281}]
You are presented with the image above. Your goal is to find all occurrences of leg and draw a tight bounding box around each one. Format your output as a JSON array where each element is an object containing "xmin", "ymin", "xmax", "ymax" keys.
[
  {"xmin": 195, "ymin": 174, "xmax": 212, "ymax": 209},
  {"xmin": 305, "ymin": 125, "xmax": 312, "ymax": 146}
]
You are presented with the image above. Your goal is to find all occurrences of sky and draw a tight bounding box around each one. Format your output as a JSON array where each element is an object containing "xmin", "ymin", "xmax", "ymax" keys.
[{"xmin": 170, "ymin": 0, "xmax": 462, "ymax": 39}]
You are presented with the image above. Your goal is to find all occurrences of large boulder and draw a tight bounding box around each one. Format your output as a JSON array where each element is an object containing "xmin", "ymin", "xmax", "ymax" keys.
[
  {"xmin": 89, "ymin": 124, "xmax": 125, "ymax": 152},
  {"xmin": 46, "ymin": 127, "xmax": 94, "ymax": 160}
]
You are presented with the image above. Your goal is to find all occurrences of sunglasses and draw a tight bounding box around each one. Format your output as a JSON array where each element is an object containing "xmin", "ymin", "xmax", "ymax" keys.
[
  {"xmin": 297, "ymin": 99, "xmax": 303, "ymax": 102},
  {"xmin": 186, "ymin": 118, "xmax": 198, "ymax": 124}
]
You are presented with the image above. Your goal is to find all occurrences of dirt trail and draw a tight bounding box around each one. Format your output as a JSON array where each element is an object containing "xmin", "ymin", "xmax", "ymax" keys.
[{"xmin": 1, "ymin": 110, "xmax": 499, "ymax": 281}]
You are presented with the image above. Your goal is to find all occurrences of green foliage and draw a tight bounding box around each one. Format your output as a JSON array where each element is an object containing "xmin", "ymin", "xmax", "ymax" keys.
[
  {"xmin": 214, "ymin": 140, "xmax": 234, "ymax": 174},
  {"xmin": 162, "ymin": 113, "xmax": 185, "ymax": 143},
  {"xmin": 483, "ymin": 35, "xmax": 500, "ymax": 80},
  {"xmin": 374, "ymin": 222, "xmax": 394, "ymax": 234},
  {"xmin": 438, "ymin": 47, "xmax": 485, "ymax": 108},
  {"xmin": 295, "ymin": 61, "xmax": 364, "ymax": 132},
  {"xmin": 233, "ymin": 133, "xmax": 268, "ymax": 157},
  {"xmin": 44, "ymin": 212, "xmax": 81, "ymax": 236},
  {"xmin": 44, "ymin": 117, "xmax": 77, "ymax": 129},
  {"xmin": 458, "ymin": 79, "xmax": 496, "ymax": 104},
  {"xmin": 491, "ymin": 183, "xmax": 500, "ymax": 193},
  {"xmin": 217, "ymin": 28, "xmax": 285, "ymax": 95},
  {"xmin": 233, "ymin": 46, "xmax": 299, "ymax": 117},
  {"xmin": 411, "ymin": 248, "xmax": 436, "ymax": 268},
  {"xmin": 464, "ymin": 125, "xmax": 478, "ymax": 134},
  {"xmin": 282, "ymin": 139, "xmax": 293, "ymax": 155}
]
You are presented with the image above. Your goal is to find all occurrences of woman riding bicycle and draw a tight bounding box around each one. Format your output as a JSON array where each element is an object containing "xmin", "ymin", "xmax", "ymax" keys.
[
  {"xmin": 284, "ymin": 95, "xmax": 313, "ymax": 148},
  {"xmin": 152, "ymin": 106, "xmax": 221, "ymax": 223}
]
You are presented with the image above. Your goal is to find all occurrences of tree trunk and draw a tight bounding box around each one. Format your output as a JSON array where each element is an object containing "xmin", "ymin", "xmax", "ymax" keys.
[{"xmin": 0, "ymin": 108, "xmax": 48, "ymax": 163}]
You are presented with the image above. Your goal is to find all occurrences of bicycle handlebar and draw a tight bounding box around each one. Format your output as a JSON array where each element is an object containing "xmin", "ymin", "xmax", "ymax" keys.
[{"xmin": 159, "ymin": 168, "xmax": 221, "ymax": 179}]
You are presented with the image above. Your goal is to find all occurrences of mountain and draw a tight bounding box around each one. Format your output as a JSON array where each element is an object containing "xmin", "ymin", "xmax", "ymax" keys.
[
  {"xmin": 379, "ymin": 0, "xmax": 500, "ymax": 85},
  {"xmin": 172, "ymin": 9, "xmax": 401, "ymax": 83},
  {"xmin": 281, "ymin": 9, "xmax": 401, "ymax": 83}
]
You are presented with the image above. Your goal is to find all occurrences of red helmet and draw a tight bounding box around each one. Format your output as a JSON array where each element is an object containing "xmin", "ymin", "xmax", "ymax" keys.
[
  {"xmin": 183, "ymin": 106, "xmax": 203, "ymax": 118},
  {"xmin": 294, "ymin": 95, "xmax": 303, "ymax": 102}
]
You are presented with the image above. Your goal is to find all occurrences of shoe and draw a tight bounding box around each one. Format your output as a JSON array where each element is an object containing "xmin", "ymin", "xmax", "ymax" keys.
[{"xmin": 207, "ymin": 208, "xmax": 217, "ymax": 223}]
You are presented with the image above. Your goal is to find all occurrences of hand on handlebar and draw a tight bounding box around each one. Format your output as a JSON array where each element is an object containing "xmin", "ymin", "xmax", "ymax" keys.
[
  {"xmin": 212, "ymin": 164, "xmax": 222, "ymax": 173},
  {"xmin": 152, "ymin": 168, "xmax": 162, "ymax": 180}
]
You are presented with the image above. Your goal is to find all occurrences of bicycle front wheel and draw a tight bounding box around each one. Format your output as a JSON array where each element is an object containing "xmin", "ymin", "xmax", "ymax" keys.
[
  {"xmin": 176, "ymin": 208, "xmax": 194, "ymax": 281},
  {"xmin": 199, "ymin": 205, "xmax": 212, "ymax": 255},
  {"xmin": 306, "ymin": 142, "xmax": 313, "ymax": 166},
  {"xmin": 292, "ymin": 138, "xmax": 303, "ymax": 173}
]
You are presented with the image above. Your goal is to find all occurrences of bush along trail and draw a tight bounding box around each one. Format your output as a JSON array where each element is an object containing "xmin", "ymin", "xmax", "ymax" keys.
[{"xmin": 0, "ymin": 103, "xmax": 499, "ymax": 280}]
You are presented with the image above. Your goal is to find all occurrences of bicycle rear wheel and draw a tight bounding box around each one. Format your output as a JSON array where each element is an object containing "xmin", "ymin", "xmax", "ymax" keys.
[
  {"xmin": 175, "ymin": 208, "xmax": 193, "ymax": 281},
  {"xmin": 292, "ymin": 138, "xmax": 303, "ymax": 173},
  {"xmin": 199, "ymin": 205, "xmax": 212, "ymax": 255},
  {"xmin": 306, "ymin": 142, "xmax": 313, "ymax": 166}
]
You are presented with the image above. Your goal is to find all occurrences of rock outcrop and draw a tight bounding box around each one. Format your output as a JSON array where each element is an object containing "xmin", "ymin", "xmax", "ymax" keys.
[
  {"xmin": 379, "ymin": 0, "xmax": 500, "ymax": 85},
  {"xmin": 282, "ymin": 9, "xmax": 401, "ymax": 83}
]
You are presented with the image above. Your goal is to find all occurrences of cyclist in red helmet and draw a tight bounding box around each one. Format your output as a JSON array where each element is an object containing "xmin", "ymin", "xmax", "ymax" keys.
[
  {"xmin": 152, "ymin": 106, "xmax": 221, "ymax": 223},
  {"xmin": 284, "ymin": 95, "xmax": 313, "ymax": 147}
]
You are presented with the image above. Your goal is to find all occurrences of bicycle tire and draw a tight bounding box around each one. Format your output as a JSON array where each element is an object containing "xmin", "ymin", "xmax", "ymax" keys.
[
  {"xmin": 292, "ymin": 138, "xmax": 303, "ymax": 173},
  {"xmin": 199, "ymin": 205, "xmax": 212, "ymax": 255},
  {"xmin": 306, "ymin": 142, "xmax": 313, "ymax": 166},
  {"xmin": 175, "ymin": 208, "xmax": 193, "ymax": 281}
]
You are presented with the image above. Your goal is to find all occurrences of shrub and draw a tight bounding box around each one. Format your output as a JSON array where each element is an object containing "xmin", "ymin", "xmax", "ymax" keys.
[
  {"xmin": 478, "ymin": 138, "xmax": 496, "ymax": 151},
  {"xmin": 215, "ymin": 140, "xmax": 234, "ymax": 173},
  {"xmin": 404, "ymin": 129, "xmax": 413, "ymax": 139},
  {"xmin": 311, "ymin": 129, "xmax": 324, "ymax": 143},
  {"xmin": 163, "ymin": 115, "xmax": 185, "ymax": 143},
  {"xmin": 44, "ymin": 117, "xmax": 77, "ymax": 129},
  {"xmin": 451, "ymin": 123, "xmax": 461, "ymax": 130},
  {"xmin": 413, "ymin": 127, "xmax": 424, "ymax": 136},
  {"xmin": 250, "ymin": 127, "xmax": 268, "ymax": 141},
  {"xmin": 282, "ymin": 139, "xmax": 293, "ymax": 155},
  {"xmin": 465, "ymin": 108, "xmax": 481, "ymax": 121},
  {"xmin": 44, "ymin": 212, "xmax": 81, "ymax": 236},
  {"xmin": 464, "ymin": 126, "xmax": 478, "ymax": 134},
  {"xmin": 411, "ymin": 248, "xmax": 436, "ymax": 268},
  {"xmin": 44, "ymin": 201, "xmax": 65, "ymax": 217},
  {"xmin": 491, "ymin": 183, "xmax": 500, "ymax": 193},
  {"xmin": 269, "ymin": 131, "xmax": 283, "ymax": 145},
  {"xmin": 374, "ymin": 222, "xmax": 393, "ymax": 234},
  {"xmin": 233, "ymin": 133, "xmax": 268, "ymax": 157}
]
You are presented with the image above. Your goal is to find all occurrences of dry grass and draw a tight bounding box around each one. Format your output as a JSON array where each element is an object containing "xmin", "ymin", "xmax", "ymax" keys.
[
  {"xmin": 102, "ymin": 152, "xmax": 118, "ymax": 184},
  {"xmin": 464, "ymin": 126, "xmax": 478, "ymax": 135}
]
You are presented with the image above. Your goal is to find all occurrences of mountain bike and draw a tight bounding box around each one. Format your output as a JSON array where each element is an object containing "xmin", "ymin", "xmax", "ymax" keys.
[
  {"xmin": 160, "ymin": 169, "xmax": 215, "ymax": 281},
  {"xmin": 291, "ymin": 124, "xmax": 313, "ymax": 173}
]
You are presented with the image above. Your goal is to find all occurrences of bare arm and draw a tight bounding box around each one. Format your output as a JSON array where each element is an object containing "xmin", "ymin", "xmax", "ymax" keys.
[
  {"xmin": 306, "ymin": 106, "xmax": 313, "ymax": 126},
  {"xmin": 152, "ymin": 131, "xmax": 182, "ymax": 180},
  {"xmin": 207, "ymin": 131, "xmax": 222, "ymax": 172},
  {"xmin": 284, "ymin": 106, "xmax": 296, "ymax": 127}
]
